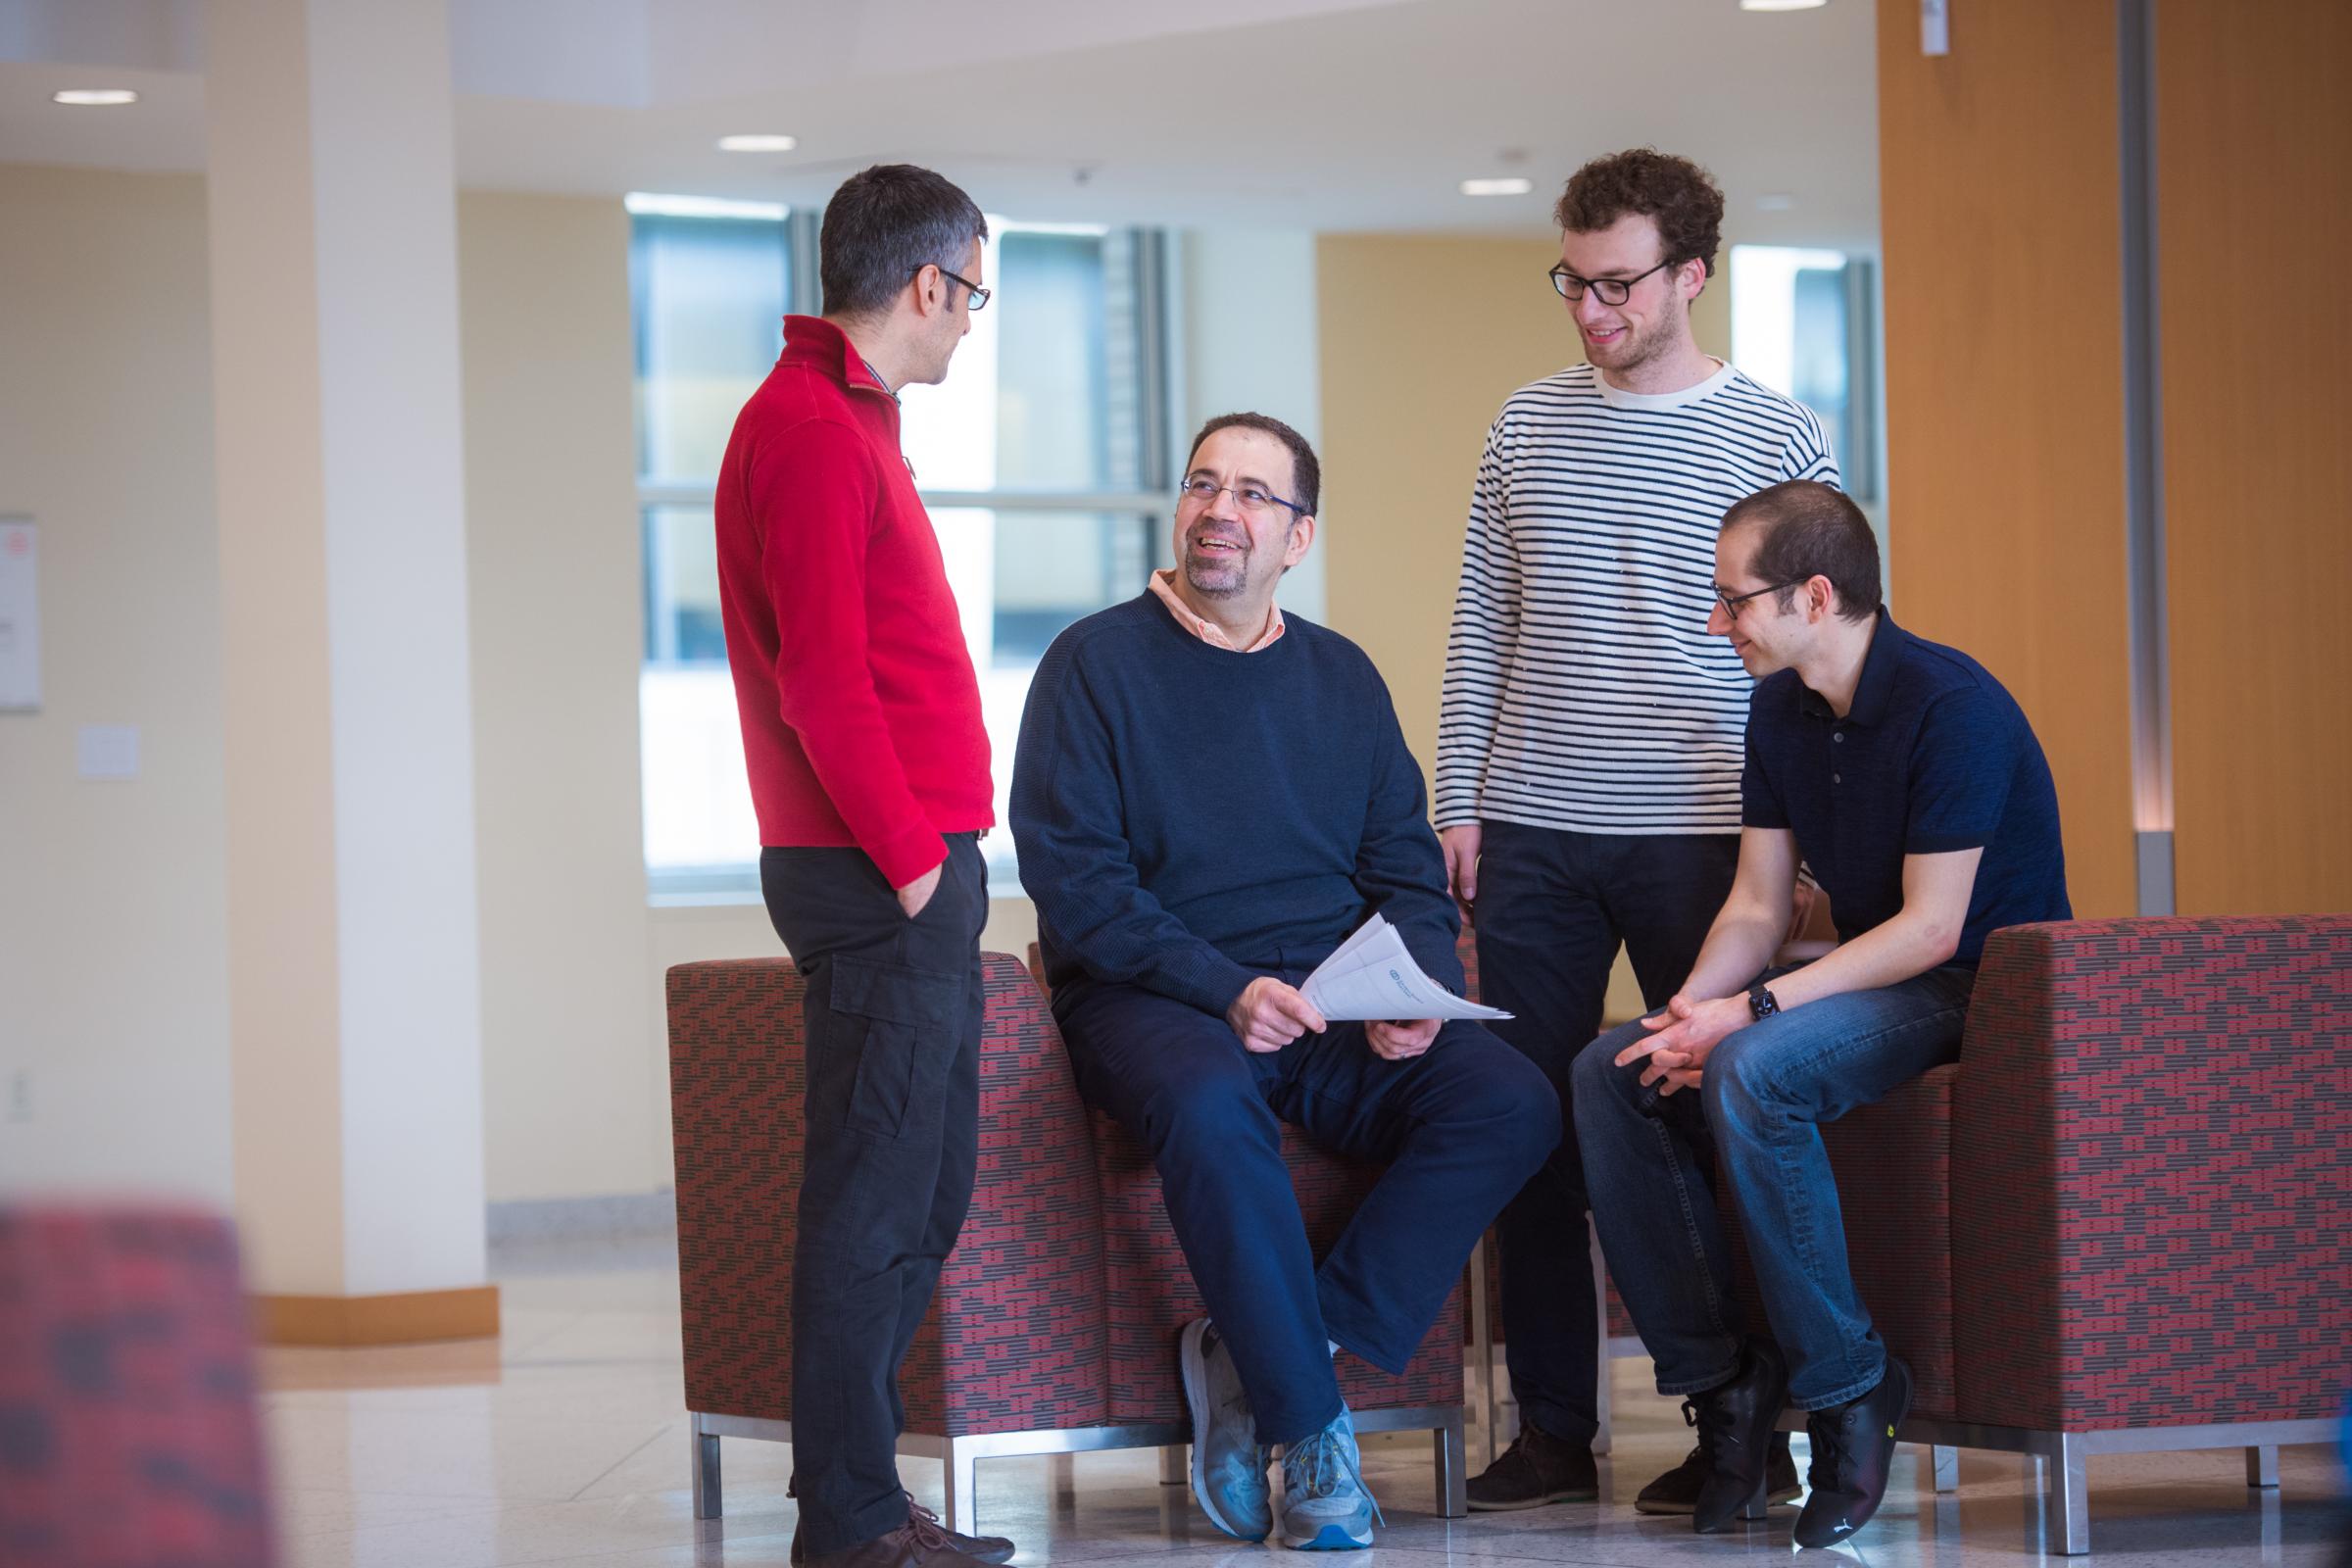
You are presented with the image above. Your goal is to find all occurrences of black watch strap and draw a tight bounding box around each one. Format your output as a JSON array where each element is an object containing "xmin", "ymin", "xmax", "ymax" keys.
[{"xmin": 1747, "ymin": 983, "xmax": 1781, "ymax": 1021}]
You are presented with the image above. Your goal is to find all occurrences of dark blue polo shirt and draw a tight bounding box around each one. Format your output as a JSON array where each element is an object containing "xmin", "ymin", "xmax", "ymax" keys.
[{"xmin": 1741, "ymin": 612, "xmax": 2070, "ymax": 965}]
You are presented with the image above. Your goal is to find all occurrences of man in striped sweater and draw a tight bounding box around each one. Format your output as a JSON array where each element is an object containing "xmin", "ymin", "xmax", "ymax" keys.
[{"xmin": 1435, "ymin": 149, "xmax": 1838, "ymax": 1514}]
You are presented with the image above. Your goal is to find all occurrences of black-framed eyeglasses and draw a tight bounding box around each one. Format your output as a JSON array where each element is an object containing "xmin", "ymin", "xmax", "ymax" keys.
[
  {"xmin": 1548, "ymin": 256, "xmax": 1677, "ymax": 305},
  {"xmin": 1715, "ymin": 580, "xmax": 1806, "ymax": 621},
  {"xmin": 931, "ymin": 265, "xmax": 991, "ymax": 312},
  {"xmin": 1177, "ymin": 476, "xmax": 1307, "ymax": 515}
]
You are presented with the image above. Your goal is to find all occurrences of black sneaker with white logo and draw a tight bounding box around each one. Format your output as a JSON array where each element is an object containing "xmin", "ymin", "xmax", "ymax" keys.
[{"xmin": 1793, "ymin": 1355, "xmax": 1913, "ymax": 1548}]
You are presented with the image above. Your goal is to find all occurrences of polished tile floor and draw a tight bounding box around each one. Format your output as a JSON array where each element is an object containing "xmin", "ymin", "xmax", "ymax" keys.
[{"xmin": 255, "ymin": 1237, "xmax": 2348, "ymax": 1567}]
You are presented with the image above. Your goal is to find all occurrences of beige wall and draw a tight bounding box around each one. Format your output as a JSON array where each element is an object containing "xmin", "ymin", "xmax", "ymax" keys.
[
  {"xmin": 1313, "ymin": 229, "xmax": 1734, "ymax": 1021},
  {"xmin": 1314, "ymin": 231, "xmax": 1730, "ymax": 784},
  {"xmin": 0, "ymin": 165, "xmax": 234, "ymax": 1201},
  {"xmin": 457, "ymin": 192, "xmax": 668, "ymax": 1202},
  {"xmin": 0, "ymin": 166, "xmax": 729, "ymax": 1208}
]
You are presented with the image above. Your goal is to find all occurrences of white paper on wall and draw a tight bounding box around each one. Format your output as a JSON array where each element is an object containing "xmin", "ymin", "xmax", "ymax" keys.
[{"xmin": 0, "ymin": 519, "xmax": 38, "ymax": 712}]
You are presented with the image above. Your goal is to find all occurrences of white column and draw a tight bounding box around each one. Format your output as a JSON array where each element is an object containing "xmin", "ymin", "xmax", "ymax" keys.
[{"xmin": 206, "ymin": 0, "xmax": 488, "ymax": 1317}]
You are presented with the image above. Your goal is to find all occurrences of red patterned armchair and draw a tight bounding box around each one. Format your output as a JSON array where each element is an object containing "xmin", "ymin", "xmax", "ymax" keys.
[
  {"xmin": 667, "ymin": 950, "xmax": 1466, "ymax": 1536},
  {"xmin": 1746, "ymin": 914, "xmax": 2352, "ymax": 1553},
  {"xmin": 0, "ymin": 1207, "xmax": 276, "ymax": 1568},
  {"xmin": 1463, "ymin": 914, "xmax": 2352, "ymax": 1554}
]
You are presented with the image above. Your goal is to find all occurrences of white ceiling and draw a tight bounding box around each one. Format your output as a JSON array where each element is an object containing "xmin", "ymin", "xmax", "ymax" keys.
[{"xmin": 0, "ymin": 0, "xmax": 1879, "ymax": 243}]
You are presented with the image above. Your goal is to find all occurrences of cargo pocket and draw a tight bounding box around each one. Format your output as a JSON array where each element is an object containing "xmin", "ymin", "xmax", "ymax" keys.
[{"xmin": 819, "ymin": 954, "xmax": 963, "ymax": 1140}]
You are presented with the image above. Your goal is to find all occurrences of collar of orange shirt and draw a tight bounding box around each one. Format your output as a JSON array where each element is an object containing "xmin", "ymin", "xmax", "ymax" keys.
[{"xmin": 1147, "ymin": 568, "xmax": 1286, "ymax": 654}]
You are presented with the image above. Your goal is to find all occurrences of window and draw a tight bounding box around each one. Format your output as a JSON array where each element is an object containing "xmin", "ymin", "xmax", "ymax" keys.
[
  {"xmin": 628, "ymin": 196, "xmax": 1173, "ymax": 899},
  {"xmin": 1729, "ymin": 245, "xmax": 1882, "ymax": 501}
]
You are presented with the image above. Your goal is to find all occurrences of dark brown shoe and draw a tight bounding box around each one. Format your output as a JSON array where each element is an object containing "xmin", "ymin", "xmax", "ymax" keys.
[
  {"xmin": 795, "ymin": 1496, "xmax": 1015, "ymax": 1568},
  {"xmin": 1465, "ymin": 1418, "xmax": 1598, "ymax": 1510}
]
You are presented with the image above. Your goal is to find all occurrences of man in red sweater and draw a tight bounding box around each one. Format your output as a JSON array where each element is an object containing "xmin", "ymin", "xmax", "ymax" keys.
[{"xmin": 714, "ymin": 164, "xmax": 1004, "ymax": 1568}]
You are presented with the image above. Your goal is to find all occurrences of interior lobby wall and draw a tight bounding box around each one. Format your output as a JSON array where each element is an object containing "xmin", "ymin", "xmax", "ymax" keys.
[
  {"xmin": 2153, "ymin": 0, "xmax": 2352, "ymax": 915},
  {"xmin": 456, "ymin": 191, "xmax": 668, "ymax": 1203},
  {"xmin": 1875, "ymin": 0, "xmax": 2138, "ymax": 917},
  {"xmin": 0, "ymin": 164, "xmax": 234, "ymax": 1202}
]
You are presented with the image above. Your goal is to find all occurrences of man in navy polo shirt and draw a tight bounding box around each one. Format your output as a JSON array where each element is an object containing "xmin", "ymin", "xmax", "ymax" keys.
[{"xmin": 1571, "ymin": 479, "xmax": 2069, "ymax": 1548}]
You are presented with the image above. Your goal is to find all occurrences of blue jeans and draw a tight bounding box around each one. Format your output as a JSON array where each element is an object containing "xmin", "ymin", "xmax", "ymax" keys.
[
  {"xmin": 1060, "ymin": 976, "xmax": 1558, "ymax": 1445},
  {"xmin": 1570, "ymin": 963, "xmax": 1975, "ymax": 1410}
]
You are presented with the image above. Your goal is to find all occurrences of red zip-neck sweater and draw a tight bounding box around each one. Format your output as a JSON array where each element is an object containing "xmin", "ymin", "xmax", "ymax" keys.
[{"xmin": 715, "ymin": 316, "xmax": 993, "ymax": 888}]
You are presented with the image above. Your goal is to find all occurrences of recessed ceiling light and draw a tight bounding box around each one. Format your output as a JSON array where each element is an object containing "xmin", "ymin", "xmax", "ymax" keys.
[
  {"xmin": 1461, "ymin": 177, "xmax": 1534, "ymax": 197},
  {"xmin": 716, "ymin": 133, "xmax": 797, "ymax": 154},
  {"xmin": 625, "ymin": 192, "xmax": 788, "ymax": 220},
  {"xmin": 52, "ymin": 89, "xmax": 139, "ymax": 107},
  {"xmin": 1741, "ymin": 0, "xmax": 1827, "ymax": 10}
]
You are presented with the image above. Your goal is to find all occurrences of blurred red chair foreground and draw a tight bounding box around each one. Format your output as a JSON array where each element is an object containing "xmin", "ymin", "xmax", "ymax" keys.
[
  {"xmin": 667, "ymin": 951, "xmax": 1467, "ymax": 1537},
  {"xmin": 0, "ymin": 1207, "xmax": 276, "ymax": 1568}
]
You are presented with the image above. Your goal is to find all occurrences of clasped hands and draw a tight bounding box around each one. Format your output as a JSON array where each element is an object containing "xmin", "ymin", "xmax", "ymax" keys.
[
  {"xmin": 1614, "ymin": 992, "xmax": 1750, "ymax": 1095},
  {"xmin": 1224, "ymin": 976, "xmax": 1440, "ymax": 1060}
]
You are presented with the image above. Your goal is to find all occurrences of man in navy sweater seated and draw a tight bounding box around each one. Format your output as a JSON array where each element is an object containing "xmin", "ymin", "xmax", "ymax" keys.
[{"xmin": 1011, "ymin": 413, "xmax": 1557, "ymax": 1552}]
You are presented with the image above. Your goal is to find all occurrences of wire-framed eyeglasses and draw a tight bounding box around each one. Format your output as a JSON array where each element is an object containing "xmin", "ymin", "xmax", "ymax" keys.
[
  {"xmin": 1177, "ymin": 476, "xmax": 1308, "ymax": 515},
  {"xmin": 1547, "ymin": 256, "xmax": 1677, "ymax": 305}
]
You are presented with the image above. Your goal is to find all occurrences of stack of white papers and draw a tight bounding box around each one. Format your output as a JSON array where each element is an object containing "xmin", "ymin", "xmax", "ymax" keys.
[{"xmin": 1298, "ymin": 914, "xmax": 1513, "ymax": 1022}]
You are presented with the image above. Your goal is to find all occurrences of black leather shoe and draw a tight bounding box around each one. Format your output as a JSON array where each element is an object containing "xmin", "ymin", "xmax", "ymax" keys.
[
  {"xmin": 1465, "ymin": 1418, "xmax": 1598, "ymax": 1509},
  {"xmin": 1633, "ymin": 1431, "xmax": 1799, "ymax": 1515},
  {"xmin": 1793, "ymin": 1355, "xmax": 1913, "ymax": 1548},
  {"xmin": 794, "ymin": 1495, "xmax": 1015, "ymax": 1567},
  {"xmin": 1687, "ymin": 1339, "xmax": 1790, "ymax": 1534}
]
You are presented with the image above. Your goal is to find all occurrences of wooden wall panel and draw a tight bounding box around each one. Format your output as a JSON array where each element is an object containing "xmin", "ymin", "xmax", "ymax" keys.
[
  {"xmin": 2154, "ymin": 0, "xmax": 2352, "ymax": 914},
  {"xmin": 1875, "ymin": 0, "xmax": 2138, "ymax": 917}
]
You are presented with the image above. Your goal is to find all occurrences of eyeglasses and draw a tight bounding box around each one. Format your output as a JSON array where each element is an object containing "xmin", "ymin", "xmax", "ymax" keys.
[
  {"xmin": 1547, "ymin": 256, "xmax": 1677, "ymax": 305},
  {"xmin": 931, "ymin": 265, "xmax": 991, "ymax": 312},
  {"xmin": 1177, "ymin": 476, "xmax": 1307, "ymax": 515},
  {"xmin": 1714, "ymin": 580, "xmax": 1806, "ymax": 621}
]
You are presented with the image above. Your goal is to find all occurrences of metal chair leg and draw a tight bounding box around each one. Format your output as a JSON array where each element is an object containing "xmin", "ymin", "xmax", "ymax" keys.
[
  {"xmin": 1467, "ymin": 1235, "xmax": 1496, "ymax": 1469},
  {"xmin": 2035, "ymin": 1433, "xmax": 2089, "ymax": 1555},
  {"xmin": 1589, "ymin": 1220, "xmax": 1612, "ymax": 1455},
  {"xmin": 942, "ymin": 1438, "xmax": 981, "ymax": 1539},
  {"xmin": 690, "ymin": 1414, "xmax": 722, "ymax": 1521},
  {"xmin": 1433, "ymin": 1411, "xmax": 1468, "ymax": 1518},
  {"xmin": 2245, "ymin": 1445, "xmax": 2279, "ymax": 1489},
  {"xmin": 1159, "ymin": 1444, "xmax": 1188, "ymax": 1486}
]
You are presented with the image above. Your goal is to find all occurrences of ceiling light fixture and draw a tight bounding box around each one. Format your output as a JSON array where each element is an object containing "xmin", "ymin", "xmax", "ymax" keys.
[
  {"xmin": 1461, "ymin": 177, "xmax": 1534, "ymax": 197},
  {"xmin": 1756, "ymin": 193, "xmax": 1797, "ymax": 211},
  {"xmin": 625, "ymin": 192, "xmax": 788, "ymax": 220},
  {"xmin": 716, "ymin": 133, "xmax": 797, "ymax": 153},
  {"xmin": 1740, "ymin": 0, "xmax": 1828, "ymax": 10},
  {"xmin": 52, "ymin": 88, "xmax": 139, "ymax": 106}
]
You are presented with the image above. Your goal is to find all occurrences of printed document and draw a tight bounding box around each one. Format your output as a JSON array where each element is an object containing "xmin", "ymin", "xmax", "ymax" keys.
[{"xmin": 1298, "ymin": 914, "xmax": 1512, "ymax": 1022}]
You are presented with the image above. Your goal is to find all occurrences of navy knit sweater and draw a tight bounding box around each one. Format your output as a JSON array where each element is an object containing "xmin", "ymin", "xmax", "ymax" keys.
[{"xmin": 1010, "ymin": 592, "xmax": 1463, "ymax": 1019}]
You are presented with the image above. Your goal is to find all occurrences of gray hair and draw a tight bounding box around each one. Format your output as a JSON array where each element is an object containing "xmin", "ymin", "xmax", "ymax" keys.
[{"xmin": 819, "ymin": 165, "xmax": 988, "ymax": 318}]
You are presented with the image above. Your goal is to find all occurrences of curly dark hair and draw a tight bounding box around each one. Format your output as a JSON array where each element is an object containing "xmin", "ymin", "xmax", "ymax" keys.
[{"xmin": 1554, "ymin": 149, "xmax": 1726, "ymax": 277}]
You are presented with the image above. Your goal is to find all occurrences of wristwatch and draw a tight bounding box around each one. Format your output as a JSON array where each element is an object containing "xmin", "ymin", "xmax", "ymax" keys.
[{"xmin": 1746, "ymin": 983, "xmax": 1782, "ymax": 1022}]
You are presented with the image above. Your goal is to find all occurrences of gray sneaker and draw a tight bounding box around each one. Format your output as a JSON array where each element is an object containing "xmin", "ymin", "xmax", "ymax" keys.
[
  {"xmin": 1179, "ymin": 1317, "xmax": 1272, "ymax": 1541},
  {"xmin": 1279, "ymin": 1404, "xmax": 1382, "ymax": 1549}
]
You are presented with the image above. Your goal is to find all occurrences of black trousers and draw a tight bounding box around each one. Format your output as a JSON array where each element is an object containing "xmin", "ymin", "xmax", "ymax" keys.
[
  {"xmin": 760, "ymin": 835, "xmax": 989, "ymax": 1555},
  {"xmin": 1471, "ymin": 820, "xmax": 1739, "ymax": 1447}
]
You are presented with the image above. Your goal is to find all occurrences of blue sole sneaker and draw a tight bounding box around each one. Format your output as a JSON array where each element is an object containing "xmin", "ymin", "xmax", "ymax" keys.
[
  {"xmin": 1179, "ymin": 1317, "xmax": 1272, "ymax": 1542},
  {"xmin": 1280, "ymin": 1404, "xmax": 1381, "ymax": 1549}
]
